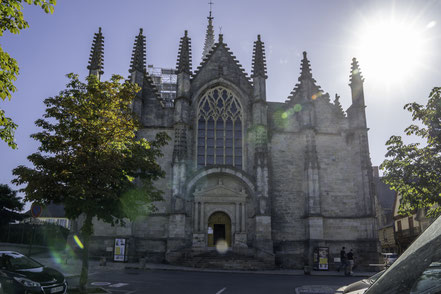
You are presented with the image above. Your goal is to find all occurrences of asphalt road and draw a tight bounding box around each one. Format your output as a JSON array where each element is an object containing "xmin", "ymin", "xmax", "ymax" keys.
[{"xmin": 86, "ymin": 269, "xmax": 363, "ymax": 294}]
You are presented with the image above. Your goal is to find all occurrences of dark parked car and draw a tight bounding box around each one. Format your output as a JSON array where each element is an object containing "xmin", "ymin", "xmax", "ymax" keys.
[{"xmin": 0, "ymin": 251, "xmax": 67, "ymax": 294}]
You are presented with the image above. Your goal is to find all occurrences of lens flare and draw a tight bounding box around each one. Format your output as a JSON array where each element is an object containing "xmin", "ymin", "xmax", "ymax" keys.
[
  {"xmin": 73, "ymin": 235, "xmax": 84, "ymax": 249},
  {"xmin": 426, "ymin": 21, "xmax": 436, "ymax": 29},
  {"xmin": 353, "ymin": 10, "xmax": 432, "ymax": 87},
  {"xmin": 215, "ymin": 239, "xmax": 228, "ymax": 254},
  {"xmin": 48, "ymin": 244, "xmax": 76, "ymax": 271}
]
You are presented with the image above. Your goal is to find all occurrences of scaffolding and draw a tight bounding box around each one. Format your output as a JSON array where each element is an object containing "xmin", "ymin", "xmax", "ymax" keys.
[{"xmin": 147, "ymin": 65, "xmax": 177, "ymax": 107}]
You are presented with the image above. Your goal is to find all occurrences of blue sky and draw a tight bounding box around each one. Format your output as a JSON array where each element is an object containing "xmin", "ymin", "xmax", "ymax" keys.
[{"xmin": 1, "ymin": 0, "xmax": 441, "ymax": 203}]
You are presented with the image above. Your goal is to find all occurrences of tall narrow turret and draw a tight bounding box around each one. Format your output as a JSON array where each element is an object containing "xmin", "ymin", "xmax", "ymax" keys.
[
  {"xmin": 174, "ymin": 29, "xmax": 191, "ymax": 162},
  {"xmin": 173, "ymin": 29, "xmax": 192, "ymax": 163},
  {"xmin": 129, "ymin": 28, "xmax": 146, "ymax": 118},
  {"xmin": 251, "ymin": 35, "xmax": 273, "ymax": 254},
  {"xmin": 202, "ymin": 7, "xmax": 215, "ymax": 59},
  {"xmin": 129, "ymin": 28, "xmax": 146, "ymax": 76},
  {"xmin": 347, "ymin": 58, "xmax": 375, "ymax": 217},
  {"xmin": 252, "ymin": 34, "xmax": 268, "ymax": 99},
  {"xmin": 167, "ymin": 30, "xmax": 193, "ymax": 259},
  {"xmin": 251, "ymin": 33, "xmax": 269, "ymax": 202},
  {"xmin": 349, "ymin": 57, "xmax": 365, "ymax": 106},
  {"xmin": 87, "ymin": 27, "xmax": 104, "ymax": 79},
  {"xmin": 251, "ymin": 34, "xmax": 268, "ymax": 145},
  {"xmin": 176, "ymin": 30, "xmax": 192, "ymax": 75},
  {"xmin": 347, "ymin": 58, "xmax": 367, "ymax": 128}
]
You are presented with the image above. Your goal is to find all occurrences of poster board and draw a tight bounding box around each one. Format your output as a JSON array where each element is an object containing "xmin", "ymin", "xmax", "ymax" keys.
[
  {"xmin": 318, "ymin": 247, "xmax": 329, "ymax": 270},
  {"xmin": 313, "ymin": 247, "xmax": 329, "ymax": 270},
  {"xmin": 114, "ymin": 238, "xmax": 128, "ymax": 262}
]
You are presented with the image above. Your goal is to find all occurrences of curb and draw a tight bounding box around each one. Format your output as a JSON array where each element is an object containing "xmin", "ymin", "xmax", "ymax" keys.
[{"xmin": 124, "ymin": 265, "xmax": 373, "ymax": 277}]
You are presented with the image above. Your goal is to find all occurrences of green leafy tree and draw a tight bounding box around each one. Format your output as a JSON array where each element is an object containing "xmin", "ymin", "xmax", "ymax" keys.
[
  {"xmin": 381, "ymin": 87, "xmax": 441, "ymax": 217},
  {"xmin": 1, "ymin": 0, "xmax": 56, "ymax": 149},
  {"xmin": 0, "ymin": 184, "xmax": 24, "ymax": 225},
  {"xmin": 13, "ymin": 74, "xmax": 169, "ymax": 292}
]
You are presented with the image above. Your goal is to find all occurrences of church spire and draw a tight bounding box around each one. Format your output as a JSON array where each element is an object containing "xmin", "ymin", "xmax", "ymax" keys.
[
  {"xmin": 202, "ymin": 2, "xmax": 215, "ymax": 59},
  {"xmin": 252, "ymin": 35, "xmax": 267, "ymax": 79},
  {"xmin": 299, "ymin": 51, "xmax": 312, "ymax": 80},
  {"xmin": 87, "ymin": 27, "xmax": 104, "ymax": 78},
  {"xmin": 129, "ymin": 28, "xmax": 146, "ymax": 74},
  {"xmin": 176, "ymin": 30, "xmax": 192, "ymax": 74}
]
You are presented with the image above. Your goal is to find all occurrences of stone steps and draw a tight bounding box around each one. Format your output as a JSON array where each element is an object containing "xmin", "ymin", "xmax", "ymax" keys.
[{"xmin": 178, "ymin": 250, "xmax": 275, "ymax": 270}]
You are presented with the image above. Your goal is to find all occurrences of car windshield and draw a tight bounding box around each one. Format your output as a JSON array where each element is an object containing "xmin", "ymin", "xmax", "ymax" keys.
[
  {"xmin": 0, "ymin": 253, "xmax": 42, "ymax": 270},
  {"xmin": 410, "ymin": 261, "xmax": 441, "ymax": 293},
  {"xmin": 366, "ymin": 215, "xmax": 441, "ymax": 294},
  {"xmin": 368, "ymin": 270, "xmax": 384, "ymax": 284}
]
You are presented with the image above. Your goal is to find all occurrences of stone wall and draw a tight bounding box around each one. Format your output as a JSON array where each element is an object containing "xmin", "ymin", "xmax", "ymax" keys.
[
  {"xmin": 268, "ymin": 95, "xmax": 378, "ymax": 268},
  {"xmin": 89, "ymin": 128, "xmax": 174, "ymax": 259}
]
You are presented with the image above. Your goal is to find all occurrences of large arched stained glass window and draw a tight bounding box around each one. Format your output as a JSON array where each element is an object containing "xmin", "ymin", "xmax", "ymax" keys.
[{"xmin": 197, "ymin": 87, "xmax": 243, "ymax": 168}]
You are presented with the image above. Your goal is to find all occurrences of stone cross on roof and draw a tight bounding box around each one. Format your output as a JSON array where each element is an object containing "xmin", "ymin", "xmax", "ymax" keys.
[{"xmin": 208, "ymin": 1, "xmax": 214, "ymax": 17}]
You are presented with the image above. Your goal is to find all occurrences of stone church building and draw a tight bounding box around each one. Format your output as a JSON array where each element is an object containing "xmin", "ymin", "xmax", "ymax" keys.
[{"xmin": 84, "ymin": 12, "xmax": 378, "ymax": 269}]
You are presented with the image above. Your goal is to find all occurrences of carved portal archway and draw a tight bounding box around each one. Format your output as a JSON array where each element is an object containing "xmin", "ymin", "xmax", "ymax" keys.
[{"xmin": 191, "ymin": 174, "xmax": 250, "ymax": 249}]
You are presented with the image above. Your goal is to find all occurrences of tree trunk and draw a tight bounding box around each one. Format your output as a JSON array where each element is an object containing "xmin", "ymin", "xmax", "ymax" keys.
[{"xmin": 79, "ymin": 214, "xmax": 93, "ymax": 293}]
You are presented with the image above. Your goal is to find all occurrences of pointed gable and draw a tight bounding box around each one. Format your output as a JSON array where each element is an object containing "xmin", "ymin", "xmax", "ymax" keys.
[
  {"xmin": 286, "ymin": 51, "xmax": 325, "ymax": 105},
  {"xmin": 192, "ymin": 35, "xmax": 253, "ymax": 96}
]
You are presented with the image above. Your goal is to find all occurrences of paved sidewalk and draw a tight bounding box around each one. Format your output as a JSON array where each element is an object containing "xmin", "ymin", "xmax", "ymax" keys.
[
  {"xmin": 295, "ymin": 285, "xmax": 345, "ymax": 294},
  {"xmin": 30, "ymin": 252, "xmax": 375, "ymax": 290},
  {"xmin": 131, "ymin": 262, "xmax": 374, "ymax": 277},
  {"xmin": 32, "ymin": 254, "xmax": 374, "ymax": 293}
]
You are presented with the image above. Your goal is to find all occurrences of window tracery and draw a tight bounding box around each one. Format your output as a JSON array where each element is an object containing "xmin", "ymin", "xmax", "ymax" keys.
[{"xmin": 197, "ymin": 87, "xmax": 243, "ymax": 168}]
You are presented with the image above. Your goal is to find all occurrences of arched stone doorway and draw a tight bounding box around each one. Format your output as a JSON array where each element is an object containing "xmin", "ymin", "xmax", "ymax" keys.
[
  {"xmin": 208, "ymin": 211, "xmax": 231, "ymax": 247},
  {"xmin": 190, "ymin": 173, "xmax": 251, "ymax": 249}
]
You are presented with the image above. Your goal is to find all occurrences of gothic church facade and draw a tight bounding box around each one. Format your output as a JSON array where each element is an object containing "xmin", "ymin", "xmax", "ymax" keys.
[{"xmin": 85, "ymin": 13, "xmax": 378, "ymax": 268}]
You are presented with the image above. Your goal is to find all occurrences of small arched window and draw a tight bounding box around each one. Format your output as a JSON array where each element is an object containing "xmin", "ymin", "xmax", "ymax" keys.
[{"xmin": 197, "ymin": 87, "xmax": 243, "ymax": 168}]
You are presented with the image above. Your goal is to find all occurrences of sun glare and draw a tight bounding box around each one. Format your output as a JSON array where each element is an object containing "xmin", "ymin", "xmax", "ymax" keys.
[{"xmin": 354, "ymin": 13, "xmax": 433, "ymax": 87}]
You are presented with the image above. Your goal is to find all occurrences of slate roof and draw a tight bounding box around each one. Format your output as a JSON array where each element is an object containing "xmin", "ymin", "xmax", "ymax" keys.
[{"xmin": 375, "ymin": 177, "xmax": 396, "ymax": 211}]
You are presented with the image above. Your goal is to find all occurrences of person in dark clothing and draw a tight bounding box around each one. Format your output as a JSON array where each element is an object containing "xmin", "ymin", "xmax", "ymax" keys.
[
  {"xmin": 337, "ymin": 246, "xmax": 347, "ymax": 272},
  {"xmin": 347, "ymin": 249, "xmax": 354, "ymax": 275}
]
